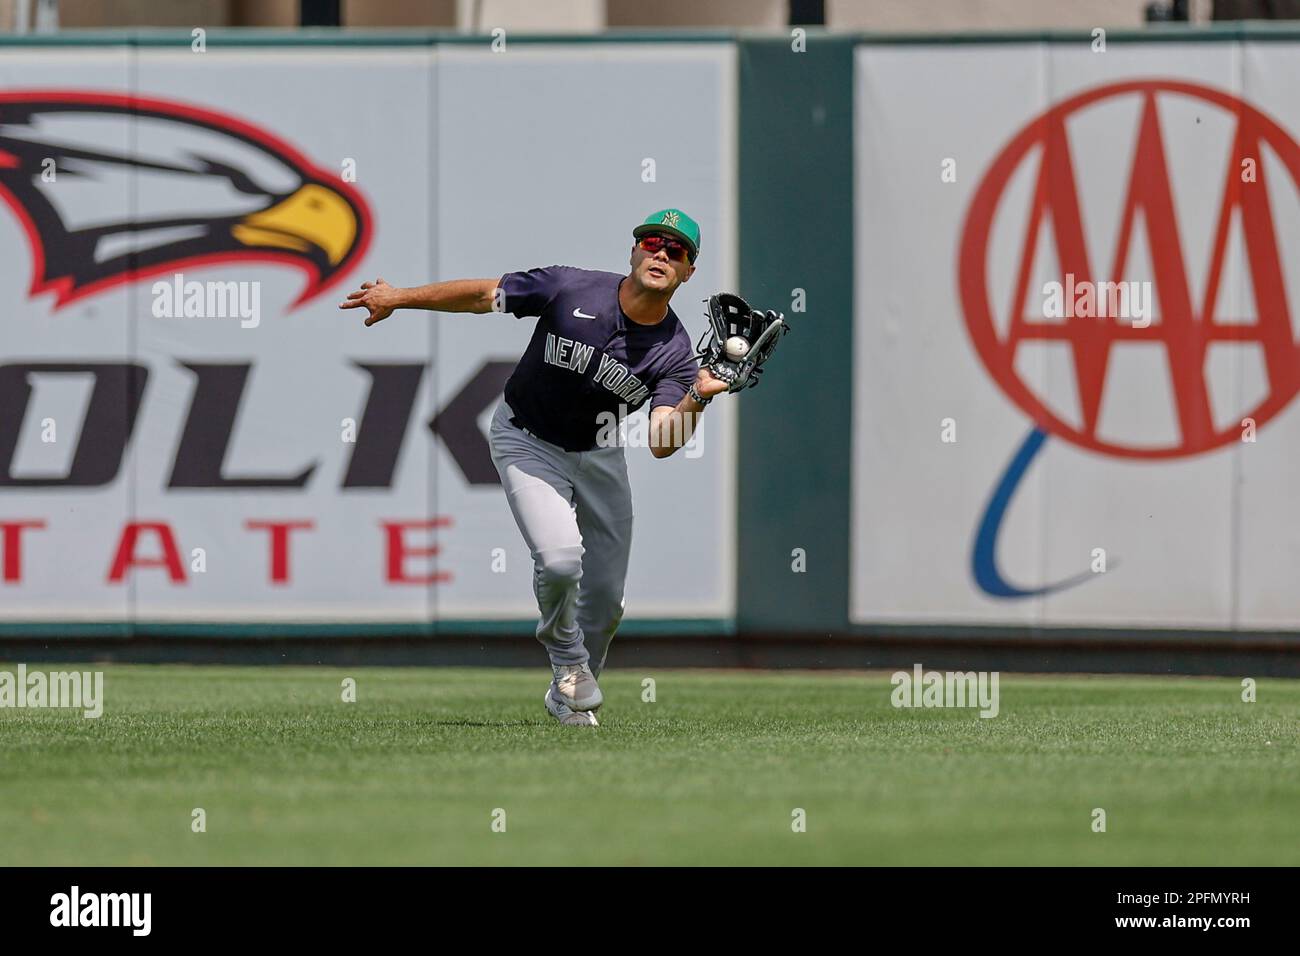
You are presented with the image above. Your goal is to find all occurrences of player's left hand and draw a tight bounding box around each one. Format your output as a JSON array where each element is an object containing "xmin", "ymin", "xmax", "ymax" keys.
[
  {"xmin": 694, "ymin": 366, "xmax": 730, "ymax": 400},
  {"xmin": 695, "ymin": 293, "xmax": 791, "ymax": 393}
]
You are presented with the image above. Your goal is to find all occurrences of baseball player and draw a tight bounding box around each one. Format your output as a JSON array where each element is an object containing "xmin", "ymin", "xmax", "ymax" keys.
[{"xmin": 341, "ymin": 208, "xmax": 785, "ymax": 726}]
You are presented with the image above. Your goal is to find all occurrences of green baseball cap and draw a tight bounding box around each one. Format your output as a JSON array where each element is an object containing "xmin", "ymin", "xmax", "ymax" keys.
[{"xmin": 632, "ymin": 208, "xmax": 701, "ymax": 261}]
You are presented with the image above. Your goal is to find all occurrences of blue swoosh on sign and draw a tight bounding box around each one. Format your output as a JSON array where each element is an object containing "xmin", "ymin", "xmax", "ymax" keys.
[{"xmin": 971, "ymin": 426, "xmax": 1103, "ymax": 599}]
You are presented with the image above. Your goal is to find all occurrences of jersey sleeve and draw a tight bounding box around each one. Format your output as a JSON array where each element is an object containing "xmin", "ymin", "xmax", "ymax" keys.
[
  {"xmin": 650, "ymin": 339, "xmax": 700, "ymax": 409},
  {"xmin": 497, "ymin": 265, "xmax": 569, "ymax": 319}
]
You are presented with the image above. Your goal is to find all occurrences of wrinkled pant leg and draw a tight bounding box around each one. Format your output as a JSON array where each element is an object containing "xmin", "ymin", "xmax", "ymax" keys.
[{"xmin": 489, "ymin": 404, "xmax": 588, "ymax": 667}]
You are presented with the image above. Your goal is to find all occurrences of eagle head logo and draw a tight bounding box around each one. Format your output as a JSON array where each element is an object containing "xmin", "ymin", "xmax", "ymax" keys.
[{"xmin": 0, "ymin": 91, "xmax": 372, "ymax": 308}]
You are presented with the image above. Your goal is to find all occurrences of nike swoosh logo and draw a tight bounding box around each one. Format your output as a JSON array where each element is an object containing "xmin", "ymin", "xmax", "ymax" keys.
[{"xmin": 572, "ymin": 308, "xmax": 597, "ymax": 319}]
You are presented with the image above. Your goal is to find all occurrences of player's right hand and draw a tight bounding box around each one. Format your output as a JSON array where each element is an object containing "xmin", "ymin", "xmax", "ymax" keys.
[{"xmin": 339, "ymin": 278, "xmax": 400, "ymax": 327}]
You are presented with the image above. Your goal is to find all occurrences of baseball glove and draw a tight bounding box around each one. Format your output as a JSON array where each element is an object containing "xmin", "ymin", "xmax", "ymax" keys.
[{"xmin": 695, "ymin": 293, "xmax": 791, "ymax": 393}]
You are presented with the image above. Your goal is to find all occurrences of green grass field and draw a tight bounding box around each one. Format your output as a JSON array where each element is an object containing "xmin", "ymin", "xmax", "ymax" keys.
[{"xmin": 1, "ymin": 665, "xmax": 1297, "ymax": 866}]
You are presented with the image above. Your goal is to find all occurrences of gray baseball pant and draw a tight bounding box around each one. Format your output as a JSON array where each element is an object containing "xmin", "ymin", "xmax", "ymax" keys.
[{"xmin": 488, "ymin": 400, "xmax": 633, "ymax": 676}]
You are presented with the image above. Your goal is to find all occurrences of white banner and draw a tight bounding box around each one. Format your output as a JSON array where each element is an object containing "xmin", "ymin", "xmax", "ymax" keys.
[
  {"xmin": 0, "ymin": 45, "xmax": 736, "ymax": 623},
  {"xmin": 852, "ymin": 42, "xmax": 1300, "ymax": 630}
]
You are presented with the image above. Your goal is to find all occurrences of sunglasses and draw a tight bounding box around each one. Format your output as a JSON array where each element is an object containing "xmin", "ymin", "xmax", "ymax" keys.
[{"xmin": 637, "ymin": 234, "xmax": 693, "ymax": 263}]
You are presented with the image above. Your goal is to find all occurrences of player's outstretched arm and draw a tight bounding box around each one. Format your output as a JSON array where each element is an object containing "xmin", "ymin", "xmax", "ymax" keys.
[{"xmin": 339, "ymin": 277, "xmax": 499, "ymax": 327}]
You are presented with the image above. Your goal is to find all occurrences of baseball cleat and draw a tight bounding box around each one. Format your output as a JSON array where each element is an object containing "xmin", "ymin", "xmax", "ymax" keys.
[
  {"xmin": 551, "ymin": 662, "xmax": 603, "ymax": 712},
  {"xmin": 544, "ymin": 684, "xmax": 599, "ymax": 727}
]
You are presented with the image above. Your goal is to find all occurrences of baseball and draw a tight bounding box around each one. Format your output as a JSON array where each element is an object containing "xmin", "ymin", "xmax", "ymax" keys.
[{"xmin": 724, "ymin": 335, "xmax": 750, "ymax": 360}]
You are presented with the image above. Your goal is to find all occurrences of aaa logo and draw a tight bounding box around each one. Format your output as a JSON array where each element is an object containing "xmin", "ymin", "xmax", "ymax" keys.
[
  {"xmin": 960, "ymin": 80, "xmax": 1300, "ymax": 459},
  {"xmin": 959, "ymin": 80, "xmax": 1300, "ymax": 597}
]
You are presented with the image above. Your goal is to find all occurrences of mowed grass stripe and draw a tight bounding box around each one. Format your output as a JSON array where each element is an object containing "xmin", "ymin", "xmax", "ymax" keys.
[{"xmin": 0, "ymin": 666, "xmax": 1295, "ymax": 865}]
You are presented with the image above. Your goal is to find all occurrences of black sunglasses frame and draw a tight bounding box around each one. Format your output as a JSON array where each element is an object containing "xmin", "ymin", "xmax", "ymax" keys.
[{"xmin": 636, "ymin": 234, "xmax": 695, "ymax": 264}]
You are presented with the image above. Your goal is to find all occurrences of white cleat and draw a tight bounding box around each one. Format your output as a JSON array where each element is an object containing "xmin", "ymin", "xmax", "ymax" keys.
[
  {"xmin": 551, "ymin": 662, "xmax": 603, "ymax": 712},
  {"xmin": 545, "ymin": 684, "xmax": 599, "ymax": 726}
]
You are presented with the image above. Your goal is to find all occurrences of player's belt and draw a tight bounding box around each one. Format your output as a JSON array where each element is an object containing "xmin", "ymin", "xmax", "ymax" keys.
[
  {"xmin": 510, "ymin": 414, "xmax": 560, "ymax": 445},
  {"xmin": 509, "ymin": 414, "xmax": 594, "ymax": 453}
]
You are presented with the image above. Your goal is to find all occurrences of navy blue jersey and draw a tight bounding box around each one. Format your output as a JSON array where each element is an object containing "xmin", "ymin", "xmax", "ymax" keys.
[{"xmin": 499, "ymin": 265, "xmax": 699, "ymax": 452}]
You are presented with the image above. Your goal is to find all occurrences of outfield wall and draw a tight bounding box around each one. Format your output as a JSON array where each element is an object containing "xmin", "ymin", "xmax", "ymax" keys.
[
  {"xmin": 0, "ymin": 37, "xmax": 738, "ymax": 633},
  {"xmin": 853, "ymin": 41, "xmax": 1300, "ymax": 632},
  {"xmin": 2, "ymin": 27, "xmax": 1300, "ymax": 657},
  {"xmin": 738, "ymin": 26, "xmax": 1300, "ymax": 653}
]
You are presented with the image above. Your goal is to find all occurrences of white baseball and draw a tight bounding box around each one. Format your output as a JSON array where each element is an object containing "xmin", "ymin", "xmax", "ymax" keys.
[{"xmin": 724, "ymin": 336, "xmax": 750, "ymax": 360}]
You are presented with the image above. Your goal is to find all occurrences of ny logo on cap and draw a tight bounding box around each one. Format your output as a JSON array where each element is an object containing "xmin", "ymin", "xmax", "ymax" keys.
[{"xmin": 661, "ymin": 211, "xmax": 681, "ymax": 227}]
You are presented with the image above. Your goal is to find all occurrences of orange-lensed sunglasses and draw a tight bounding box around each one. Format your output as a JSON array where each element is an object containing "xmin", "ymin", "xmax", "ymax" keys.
[{"xmin": 637, "ymin": 234, "xmax": 693, "ymax": 263}]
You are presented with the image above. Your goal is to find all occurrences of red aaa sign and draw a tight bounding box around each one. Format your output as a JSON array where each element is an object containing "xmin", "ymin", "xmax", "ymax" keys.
[{"xmin": 960, "ymin": 80, "xmax": 1300, "ymax": 459}]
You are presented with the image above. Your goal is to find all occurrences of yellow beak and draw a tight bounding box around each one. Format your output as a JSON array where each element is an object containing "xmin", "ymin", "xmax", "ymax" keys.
[{"xmin": 232, "ymin": 183, "xmax": 357, "ymax": 266}]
